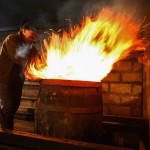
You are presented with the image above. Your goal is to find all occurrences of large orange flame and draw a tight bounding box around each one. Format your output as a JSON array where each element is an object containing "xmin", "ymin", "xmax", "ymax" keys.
[{"xmin": 24, "ymin": 8, "xmax": 145, "ymax": 82}]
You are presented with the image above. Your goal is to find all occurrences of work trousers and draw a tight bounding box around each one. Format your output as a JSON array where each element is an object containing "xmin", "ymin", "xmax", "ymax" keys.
[{"xmin": 0, "ymin": 83, "xmax": 23, "ymax": 130}]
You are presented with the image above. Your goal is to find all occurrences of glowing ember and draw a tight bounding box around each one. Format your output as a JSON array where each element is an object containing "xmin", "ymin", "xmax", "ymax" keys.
[{"xmin": 24, "ymin": 8, "xmax": 145, "ymax": 82}]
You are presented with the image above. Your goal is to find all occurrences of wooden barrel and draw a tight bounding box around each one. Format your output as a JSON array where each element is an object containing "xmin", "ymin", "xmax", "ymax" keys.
[{"xmin": 35, "ymin": 79, "xmax": 103, "ymax": 142}]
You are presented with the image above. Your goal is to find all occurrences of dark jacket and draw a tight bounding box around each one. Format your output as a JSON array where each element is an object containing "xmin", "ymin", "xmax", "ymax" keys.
[{"xmin": 0, "ymin": 32, "xmax": 38, "ymax": 85}]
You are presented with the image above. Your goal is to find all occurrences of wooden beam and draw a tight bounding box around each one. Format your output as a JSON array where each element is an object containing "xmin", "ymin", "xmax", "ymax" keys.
[{"xmin": 0, "ymin": 129, "xmax": 134, "ymax": 150}]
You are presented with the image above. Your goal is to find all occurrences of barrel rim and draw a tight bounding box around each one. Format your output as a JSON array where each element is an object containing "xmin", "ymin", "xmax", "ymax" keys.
[{"xmin": 40, "ymin": 79, "xmax": 101, "ymax": 87}]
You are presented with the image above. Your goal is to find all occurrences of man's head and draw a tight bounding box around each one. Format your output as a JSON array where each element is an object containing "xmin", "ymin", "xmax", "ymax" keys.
[{"xmin": 21, "ymin": 22, "xmax": 37, "ymax": 43}]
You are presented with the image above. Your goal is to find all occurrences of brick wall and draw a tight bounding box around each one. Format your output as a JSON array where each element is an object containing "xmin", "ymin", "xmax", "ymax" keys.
[{"xmin": 102, "ymin": 59, "xmax": 143, "ymax": 117}]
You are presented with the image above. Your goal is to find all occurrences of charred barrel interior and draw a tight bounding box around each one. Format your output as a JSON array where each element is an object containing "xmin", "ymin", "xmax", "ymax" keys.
[{"xmin": 35, "ymin": 79, "xmax": 103, "ymax": 142}]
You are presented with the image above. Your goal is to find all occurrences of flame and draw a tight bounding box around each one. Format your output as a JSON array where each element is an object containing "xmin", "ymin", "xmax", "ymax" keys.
[{"xmin": 24, "ymin": 8, "xmax": 145, "ymax": 82}]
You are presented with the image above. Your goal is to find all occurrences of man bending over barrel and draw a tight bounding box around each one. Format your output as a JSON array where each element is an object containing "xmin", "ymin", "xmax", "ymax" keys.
[{"xmin": 0, "ymin": 22, "xmax": 39, "ymax": 130}]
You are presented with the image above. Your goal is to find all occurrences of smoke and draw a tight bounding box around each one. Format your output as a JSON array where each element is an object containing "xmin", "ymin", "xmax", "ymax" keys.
[
  {"xmin": 0, "ymin": 0, "xmax": 149, "ymax": 30},
  {"xmin": 57, "ymin": 0, "xmax": 149, "ymax": 25},
  {"xmin": 109, "ymin": 0, "xmax": 142, "ymax": 21},
  {"xmin": 57, "ymin": 0, "xmax": 113, "ymax": 25},
  {"xmin": 110, "ymin": 0, "xmax": 138, "ymax": 12},
  {"xmin": 16, "ymin": 44, "xmax": 31, "ymax": 58}
]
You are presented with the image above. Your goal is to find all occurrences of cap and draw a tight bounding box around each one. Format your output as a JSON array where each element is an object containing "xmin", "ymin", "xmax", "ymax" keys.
[{"xmin": 21, "ymin": 22, "xmax": 37, "ymax": 32}]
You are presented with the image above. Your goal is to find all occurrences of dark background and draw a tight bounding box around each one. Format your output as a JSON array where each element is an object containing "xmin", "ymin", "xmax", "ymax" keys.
[{"xmin": 0, "ymin": 0, "xmax": 149, "ymax": 31}]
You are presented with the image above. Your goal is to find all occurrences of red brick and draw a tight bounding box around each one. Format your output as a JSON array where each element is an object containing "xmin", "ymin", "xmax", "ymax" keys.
[
  {"xmin": 101, "ymin": 83, "xmax": 109, "ymax": 92},
  {"xmin": 121, "ymin": 95, "xmax": 142, "ymax": 106},
  {"xmin": 133, "ymin": 62, "xmax": 143, "ymax": 71},
  {"xmin": 122, "ymin": 73, "xmax": 142, "ymax": 82},
  {"xmin": 103, "ymin": 73, "xmax": 120, "ymax": 82},
  {"xmin": 108, "ymin": 105, "xmax": 131, "ymax": 116},
  {"xmin": 110, "ymin": 83, "xmax": 131, "ymax": 94},
  {"xmin": 102, "ymin": 93, "xmax": 120, "ymax": 104},
  {"xmin": 113, "ymin": 61, "xmax": 132, "ymax": 71},
  {"xmin": 132, "ymin": 85, "xmax": 142, "ymax": 94}
]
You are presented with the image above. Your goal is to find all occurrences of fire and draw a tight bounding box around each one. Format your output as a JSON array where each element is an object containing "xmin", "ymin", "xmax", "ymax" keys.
[{"xmin": 24, "ymin": 8, "xmax": 145, "ymax": 82}]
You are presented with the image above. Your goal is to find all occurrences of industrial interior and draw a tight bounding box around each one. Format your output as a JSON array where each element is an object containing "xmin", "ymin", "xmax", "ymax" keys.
[{"xmin": 0, "ymin": 0, "xmax": 150, "ymax": 150}]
